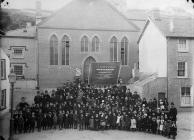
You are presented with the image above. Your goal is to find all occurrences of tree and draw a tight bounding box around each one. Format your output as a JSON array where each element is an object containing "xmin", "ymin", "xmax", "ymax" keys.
[
  {"xmin": 0, "ymin": 0, "xmax": 9, "ymax": 7},
  {"xmin": 186, "ymin": 0, "xmax": 194, "ymax": 8},
  {"xmin": 0, "ymin": 0, "xmax": 9, "ymax": 31},
  {"xmin": 0, "ymin": 10, "xmax": 11, "ymax": 31}
]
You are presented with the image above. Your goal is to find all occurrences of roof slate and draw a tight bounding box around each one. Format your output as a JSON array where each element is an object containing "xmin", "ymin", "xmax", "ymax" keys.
[
  {"xmin": 38, "ymin": 0, "xmax": 139, "ymax": 31},
  {"xmin": 124, "ymin": 9, "xmax": 148, "ymax": 20},
  {"xmin": 152, "ymin": 16, "xmax": 194, "ymax": 37},
  {"xmin": 5, "ymin": 26, "xmax": 36, "ymax": 38}
]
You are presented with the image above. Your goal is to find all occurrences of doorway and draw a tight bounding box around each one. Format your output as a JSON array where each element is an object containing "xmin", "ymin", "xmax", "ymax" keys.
[{"xmin": 83, "ymin": 56, "xmax": 96, "ymax": 83}]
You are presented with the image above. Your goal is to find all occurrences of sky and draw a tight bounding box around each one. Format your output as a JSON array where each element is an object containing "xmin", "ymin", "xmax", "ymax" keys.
[{"xmin": 2, "ymin": 0, "xmax": 194, "ymax": 13}]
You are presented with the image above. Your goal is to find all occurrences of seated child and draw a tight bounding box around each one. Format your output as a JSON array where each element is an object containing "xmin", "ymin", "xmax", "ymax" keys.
[{"xmin": 169, "ymin": 121, "xmax": 177, "ymax": 139}]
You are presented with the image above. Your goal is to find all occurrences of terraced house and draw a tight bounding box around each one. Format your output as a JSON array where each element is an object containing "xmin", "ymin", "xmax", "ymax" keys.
[{"xmin": 138, "ymin": 14, "xmax": 194, "ymax": 111}]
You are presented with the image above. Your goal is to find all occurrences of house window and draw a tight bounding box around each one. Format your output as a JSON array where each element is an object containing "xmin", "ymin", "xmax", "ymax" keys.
[
  {"xmin": 92, "ymin": 36, "xmax": 99, "ymax": 52},
  {"xmin": 12, "ymin": 47, "xmax": 25, "ymax": 58},
  {"xmin": 181, "ymin": 87, "xmax": 192, "ymax": 106},
  {"xmin": 13, "ymin": 65, "xmax": 23, "ymax": 76},
  {"xmin": 14, "ymin": 49, "xmax": 23, "ymax": 55},
  {"xmin": 62, "ymin": 35, "xmax": 70, "ymax": 65},
  {"xmin": 1, "ymin": 59, "xmax": 6, "ymax": 80},
  {"xmin": 50, "ymin": 35, "xmax": 58, "ymax": 65},
  {"xmin": 81, "ymin": 36, "xmax": 89, "ymax": 52},
  {"xmin": 110, "ymin": 37, "xmax": 118, "ymax": 62},
  {"xmin": 177, "ymin": 62, "xmax": 187, "ymax": 77},
  {"xmin": 178, "ymin": 39, "xmax": 188, "ymax": 52},
  {"xmin": 1, "ymin": 89, "xmax": 6, "ymax": 109},
  {"xmin": 121, "ymin": 37, "xmax": 128, "ymax": 65}
]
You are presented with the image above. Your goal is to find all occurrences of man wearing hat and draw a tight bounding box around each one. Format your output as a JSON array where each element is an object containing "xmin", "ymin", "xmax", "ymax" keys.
[
  {"xmin": 34, "ymin": 91, "xmax": 41, "ymax": 105},
  {"xmin": 17, "ymin": 97, "xmax": 29, "ymax": 112},
  {"xmin": 168, "ymin": 102, "xmax": 177, "ymax": 122}
]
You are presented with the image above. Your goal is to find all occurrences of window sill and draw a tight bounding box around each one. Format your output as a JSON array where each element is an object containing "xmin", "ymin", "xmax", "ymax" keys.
[
  {"xmin": 177, "ymin": 50, "xmax": 189, "ymax": 53},
  {"xmin": 177, "ymin": 77, "xmax": 189, "ymax": 79},
  {"xmin": 180, "ymin": 105, "xmax": 193, "ymax": 108},
  {"xmin": 1, "ymin": 78, "xmax": 7, "ymax": 80},
  {"xmin": 16, "ymin": 75, "xmax": 25, "ymax": 80},
  {"xmin": 48, "ymin": 65, "xmax": 59, "ymax": 68},
  {"xmin": 49, "ymin": 65, "xmax": 70, "ymax": 67},
  {"xmin": 0, "ymin": 107, "xmax": 6, "ymax": 111},
  {"xmin": 12, "ymin": 57, "xmax": 25, "ymax": 59}
]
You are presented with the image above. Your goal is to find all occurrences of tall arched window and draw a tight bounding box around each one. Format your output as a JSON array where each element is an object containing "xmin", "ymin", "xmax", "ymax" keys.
[
  {"xmin": 50, "ymin": 35, "xmax": 58, "ymax": 65},
  {"xmin": 110, "ymin": 36, "xmax": 117, "ymax": 62},
  {"xmin": 121, "ymin": 37, "xmax": 128, "ymax": 65},
  {"xmin": 92, "ymin": 36, "xmax": 99, "ymax": 52},
  {"xmin": 62, "ymin": 35, "xmax": 70, "ymax": 65},
  {"xmin": 81, "ymin": 36, "xmax": 88, "ymax": 52}
]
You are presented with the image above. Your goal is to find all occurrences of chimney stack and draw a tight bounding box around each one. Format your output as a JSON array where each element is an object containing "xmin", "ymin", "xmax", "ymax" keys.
[
  {"xmin": 36, "ymin": 1, "xmax": 42, "ymax": 25},
  {"xmin": 149, "ymin": 9, "xmax": 161, "ymax": 21},
  {"xmin": 169, "ymin": 19, "xmax": 174, "ymax": 32},
  {"xmin": 26, "ymin": 22, "xmax": 32, "ymax": 28}
]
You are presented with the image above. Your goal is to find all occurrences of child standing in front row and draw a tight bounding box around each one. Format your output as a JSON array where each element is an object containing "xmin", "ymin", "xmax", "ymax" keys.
[
  {"xmin": 156, "ymin": 116, "xmax": 160, "ymax": 134},
  {"xmin": 89, "ymin": 115, "xmax": 94, "ymax": 130},
  {"xmin": 169, "ymin": 121, "xmax": 177, "ymax": 139},
  {"xmin": 130, "ymin": 116, "xmax": 136, "ymax": 131},
  {"xmin": 159, "ymin": 116, "xmax": 165, "ymax": 135}
]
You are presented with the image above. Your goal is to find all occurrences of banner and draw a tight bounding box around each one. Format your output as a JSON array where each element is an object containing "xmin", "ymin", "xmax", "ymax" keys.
[{"xmin": 89, "ymin": 62, "xmax": 120, "ymax": 85}]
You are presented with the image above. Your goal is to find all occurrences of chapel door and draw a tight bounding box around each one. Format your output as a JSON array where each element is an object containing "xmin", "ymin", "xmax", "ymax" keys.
[{"xmin": 83, "ymin": 56, "xmax": 96, "ymax": 83}]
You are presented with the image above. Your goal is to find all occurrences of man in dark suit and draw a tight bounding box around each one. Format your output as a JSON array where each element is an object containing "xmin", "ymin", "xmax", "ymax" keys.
[{"xmin": 168, "ymin": 102, "xmax": 177, "ymax": 122}]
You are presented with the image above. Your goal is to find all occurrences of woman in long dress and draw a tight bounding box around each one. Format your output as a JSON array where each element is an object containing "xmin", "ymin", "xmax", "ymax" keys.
[
  {"xmin": 89, "ymin": 115, "xmax": 94, "ymax": 130},
  {"xmin": 130, "ymin": 116, "xmax": 137, "ymax": 131}
]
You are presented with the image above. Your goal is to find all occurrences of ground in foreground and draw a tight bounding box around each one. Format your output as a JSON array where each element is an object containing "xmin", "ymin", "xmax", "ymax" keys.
[{"xmin": 14, "ymin": 128, "xmax": 194, "ymax": 140}]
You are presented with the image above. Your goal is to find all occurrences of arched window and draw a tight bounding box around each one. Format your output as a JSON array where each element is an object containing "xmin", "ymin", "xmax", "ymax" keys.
[
  {"xmin": 62, "ymin": 35, "xmax": 70, "ymax": 65},
  {"xmin": 92, "ymin": 36, "xmax": 99, "ymax": 52},
  {"xmin": 121, "ymin": 37, "xmax": 128, "ymax": 65},
  {"xmin": 81, "ymin": 36, "xmax": 88, "ymax": 52},
  {"xmin": 50, "ymin": 35, "xmax": 58, "ymax": 65},
  {"xmin": 110, "ymin": 36, "xmax": 117, "ymax": 62}
]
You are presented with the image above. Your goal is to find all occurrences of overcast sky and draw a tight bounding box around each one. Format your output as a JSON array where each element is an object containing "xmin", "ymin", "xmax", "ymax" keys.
[{"xmin": 2, "ymin": 0, "xmax": 194, "ymax": 13}]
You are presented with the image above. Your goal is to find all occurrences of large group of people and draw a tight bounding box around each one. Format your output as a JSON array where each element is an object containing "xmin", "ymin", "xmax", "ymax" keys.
[{"xmin": 14, "ymin": 80, "xmax": 178, "ymax": 139}]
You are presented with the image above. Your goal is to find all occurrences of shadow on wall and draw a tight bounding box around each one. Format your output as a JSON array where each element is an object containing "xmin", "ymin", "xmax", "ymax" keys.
[{"xmin": 14, "ymin": 80, "xmax": 37, "ymax": 89}]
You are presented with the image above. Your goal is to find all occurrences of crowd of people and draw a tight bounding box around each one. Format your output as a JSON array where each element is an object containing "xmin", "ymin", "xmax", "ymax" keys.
[{"xmin": 14, "ymin": 80, "xmax": 178, "ymax": 139}]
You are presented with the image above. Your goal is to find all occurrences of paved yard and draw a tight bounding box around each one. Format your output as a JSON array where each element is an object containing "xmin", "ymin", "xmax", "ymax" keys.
[
  {"xmin": 13, "ymin": 128, "xmax": 194, "ymax": 140},
  {"xmin": 1, "ymin": 111, "xmax": 194, "ymax": 140},
  {"xmin": 11, "ymin": 112, "xmax": 194, "ymax": 140}
]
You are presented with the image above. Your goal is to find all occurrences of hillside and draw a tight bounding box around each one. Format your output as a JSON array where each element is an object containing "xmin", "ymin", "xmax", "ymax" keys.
[{"xmin": 0, "ymin": 8, "xmax": 52, "ymax": 31}]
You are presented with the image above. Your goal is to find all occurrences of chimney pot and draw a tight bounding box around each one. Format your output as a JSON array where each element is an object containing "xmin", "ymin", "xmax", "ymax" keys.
[
  {"xmin": 169, "ymin": 19, "xmax": 174, "ymax": 32},
  {"xmin": 36, "ymin": 1, "xmax": 42, "ymax": 25},
  {"xmin": 26, "ymin": 22, "xmax": 32, "ymax": 28}
]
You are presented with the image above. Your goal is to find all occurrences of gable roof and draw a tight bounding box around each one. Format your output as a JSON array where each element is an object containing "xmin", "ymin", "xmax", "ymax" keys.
[
  {"xmin": 124, "ymin": 9, "xmax": 148, "ymax": 21},
  {"xmin": 138, "ymin": 15, "xmax": 194, "ymax": 43},
  {"xmin": 124, "ymin": 9, "xmax": 148, "ymax": 30},
  {"xmin": 137, "ymin": 20, "xmax": 150, "ymax": 44},
  {"xmin": 3, "ymin": 26, "xmax": 36, "ymax": 38},
  {"xmin": 38, "ymin": 0, "xmax": 139, "ymax": 31},
  {"xmin": 152, "ymin": 16, "xmax": 194, "ymax": 38}
]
